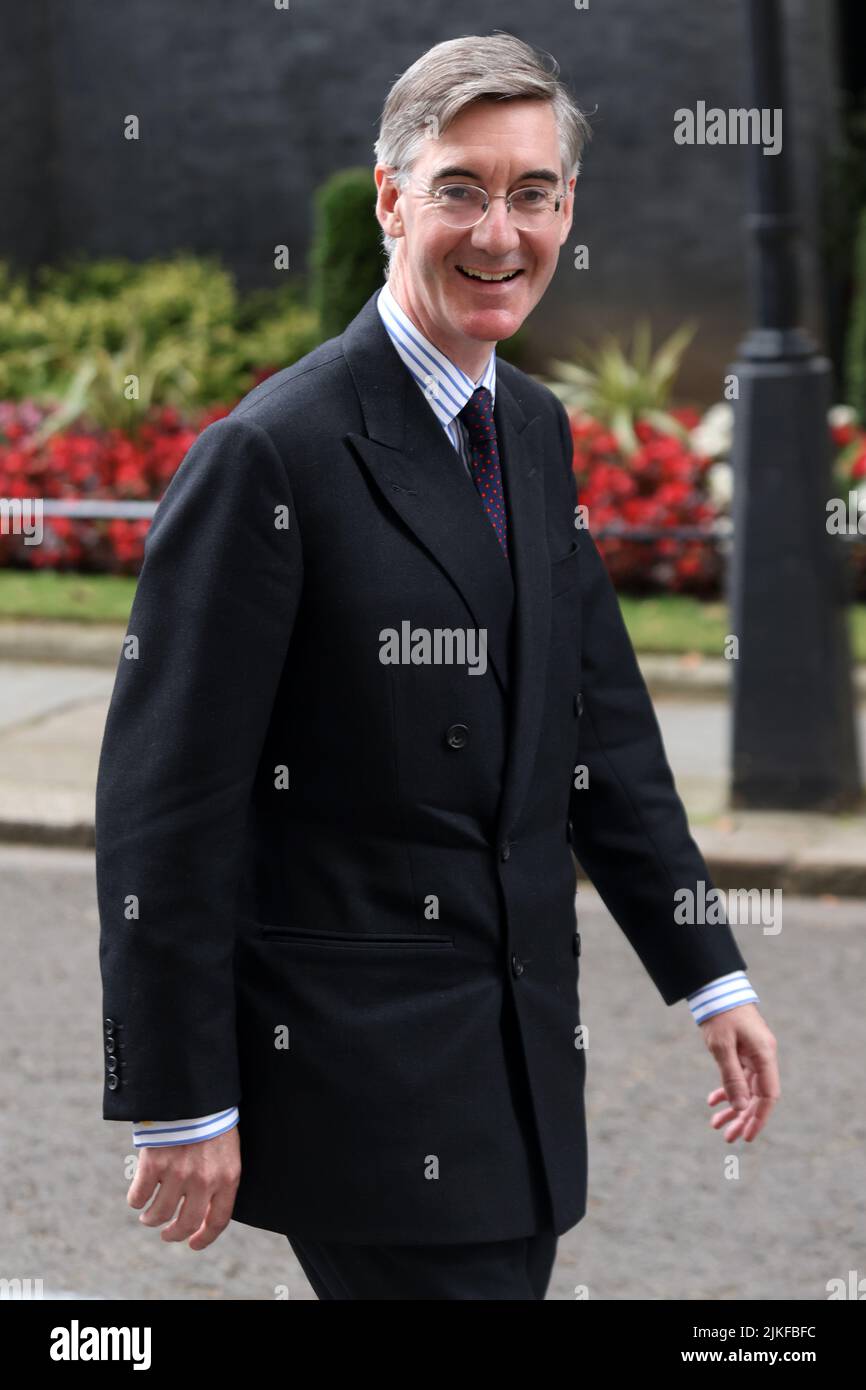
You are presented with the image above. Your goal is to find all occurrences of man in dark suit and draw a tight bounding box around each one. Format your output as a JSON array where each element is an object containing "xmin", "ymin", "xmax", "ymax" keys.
[{"xmin": 97, "ymin": 33, "xmax": 779, "ymax": 1300}]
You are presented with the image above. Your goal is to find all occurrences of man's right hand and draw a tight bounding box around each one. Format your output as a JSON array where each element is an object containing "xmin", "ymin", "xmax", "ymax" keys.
[{"xmin": 127, "ymin": 1126, "xmax": 241, "ymax": 1250}]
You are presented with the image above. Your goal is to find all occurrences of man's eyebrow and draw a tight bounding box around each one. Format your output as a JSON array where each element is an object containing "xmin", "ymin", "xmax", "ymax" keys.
[{"xmin": 430, "ymin": 165, "xmax": 561, "ymax": 185}]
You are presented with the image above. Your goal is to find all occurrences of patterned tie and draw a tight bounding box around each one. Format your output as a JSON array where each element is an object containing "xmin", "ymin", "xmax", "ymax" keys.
[{"xmin": 458, "ymin": 387, "xmax": 510, "ymax": 559}]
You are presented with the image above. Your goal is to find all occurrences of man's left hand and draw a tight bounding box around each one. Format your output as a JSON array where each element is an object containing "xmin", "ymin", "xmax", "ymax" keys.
[{"xmin": 699, "ymin": 1003, "xmax": 780, "ymax": 1142}]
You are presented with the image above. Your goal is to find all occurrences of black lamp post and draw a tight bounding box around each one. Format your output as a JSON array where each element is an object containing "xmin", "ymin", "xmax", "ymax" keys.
[{"xmin": 728, "ymin": 0, "xmax": 862, "ymax": 809}]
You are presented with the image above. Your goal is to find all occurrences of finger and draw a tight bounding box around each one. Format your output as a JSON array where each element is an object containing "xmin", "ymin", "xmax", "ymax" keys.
[
  {"xmin": 708, "ymin": 1087, "xmax": 757, "ymax": 1132},
  {"xmin": 709, "ymin": 1069, "xmax": 756, "ymax": 1104},
  {"xmin": 710, "ymin": 1105, "xmax": 737, "ymax": 1129},
  {"xmin": 752, "ymin": 1049, "xmax": 781, "ymax": 1103},
  {"xmin": 708, "ymin": 1076, "xmax": 750, "ymax": 1113},
  {"xmin": 743, "ymin": 1110, "xmax": 769, "ymax": 1141},
  {"xmin": 187, "ymin": 1185, "xmax": 237, "ymax": 1251},
  {"xmin": 741, "ymin": 1094, "xmax": 777, "ymax": 1142},
  {"xmin": 714, "ymin": 1095, "xmax": 757, "ymax": 1140},
  {"xmin": 127, "ymin": 1156, "xmax": 160, "ymax": 1210},
  {"xmin": 735, "ymin": 1049, "xmax": 780, "ymax": 1141},
  {"xmin": 722, "ymin": 1106, "xmax": 756, "ymax": 1141},
  {"xmin": 160, "ymin": 1188, "xmax": 209, "ymax": 1242},
  {"xmin": 710, "ymin": 1092, "xmax": 752, "ymax": 1124},
  {"xmin": 138, "ymin": 1176, "xmax": 184, "ymax": 1227},
  {"xmin": 716, "ymin": 1051, "xmax": 751, "ymax": 1111}
]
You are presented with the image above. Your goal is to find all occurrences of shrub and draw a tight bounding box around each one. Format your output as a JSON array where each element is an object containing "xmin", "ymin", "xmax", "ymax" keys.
[
  {"xmin": 0, "ymin": 254, "xmax": 319, "ymax": 430},
  {"xmin": 309, "ymin": 168, "xmax": 386, "ymax": 339},
  {"xmin": 844, "ymin": 206, "xmax": 866, "ymax": 421},
  {"xmin": 542, "ymin": 320, "xmax": 698, "ymax": 455}
]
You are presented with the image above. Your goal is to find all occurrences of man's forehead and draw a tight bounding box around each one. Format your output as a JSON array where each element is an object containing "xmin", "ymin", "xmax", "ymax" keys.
[
  {"xmin": 416, "ymin": 98, "xmax": 559, "ymax": 161},
  {"xmin": 417, "ymin": 136, "xmax": 561, "ymax": 181}
]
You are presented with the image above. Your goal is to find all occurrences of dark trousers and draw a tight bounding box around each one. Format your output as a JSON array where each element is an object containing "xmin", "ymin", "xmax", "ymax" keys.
[{"xmin": 287, "ymin": 1228, "xmax": 558, "ymax": 1300}]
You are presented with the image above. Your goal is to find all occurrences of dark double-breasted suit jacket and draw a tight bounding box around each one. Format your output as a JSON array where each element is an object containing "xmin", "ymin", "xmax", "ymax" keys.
[{"xmin": 96, "ymin": 287, "xmax": 748, "ymax": 1244}]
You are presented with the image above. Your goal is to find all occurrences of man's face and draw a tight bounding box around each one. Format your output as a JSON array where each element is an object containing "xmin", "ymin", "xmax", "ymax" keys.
[{"xmin": 375, "ymin": 98, "xmax": 575, "ymax": 375}]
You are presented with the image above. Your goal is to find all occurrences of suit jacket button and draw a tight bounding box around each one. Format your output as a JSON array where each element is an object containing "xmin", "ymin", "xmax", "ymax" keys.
[
  {"xmin": 106, "ymin": 1074, "xmax": 120, "ymax": 1091},
  {"xmin": 500, "ymin": 839, "xmax": 511, "ymax": 860},
  {"xmin": 105, "ymin": 1037, "xmax": 115, "ymax": 1055},
  {"xmin": 104, "ymin": 1019, "xmax": 116, "ymax": 1034},
  {"xmin": 573, "ymin": 931, "xmax": 582, "ymax": 957},
  {"xmin": 511, "ymin": 953, "xmax": 524, "ymax": 978},
  {"xmin": 445, "ymin": 723, "xmax": 469, "ymax": 749},
  {"xmin": 574, "ymin": 691, "xmax": 584, "ymax": 717}
]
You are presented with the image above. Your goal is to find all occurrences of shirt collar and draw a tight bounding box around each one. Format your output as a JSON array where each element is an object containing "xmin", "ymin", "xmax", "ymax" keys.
[{"xmin": 376, "ymin": 280, "xmax": 496, "ymax": 431}]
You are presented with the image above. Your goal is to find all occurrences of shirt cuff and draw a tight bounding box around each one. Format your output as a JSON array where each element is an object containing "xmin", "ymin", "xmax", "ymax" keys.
[
  {"xmin": 132, "ymin": 1107, "xmax": 239, "ymax": 1147},
  {"xmin": 687, "ymin": 970, "xmax": 759, "ymax": 1024}
]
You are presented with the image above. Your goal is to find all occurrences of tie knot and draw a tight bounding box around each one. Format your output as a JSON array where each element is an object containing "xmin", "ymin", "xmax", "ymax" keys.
[{"xmin": 458, "ymin": 387, "xmax": 495, "ymax": 442}]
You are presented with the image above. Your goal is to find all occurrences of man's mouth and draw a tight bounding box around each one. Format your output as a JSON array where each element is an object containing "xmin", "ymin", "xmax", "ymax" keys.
[{"xmin": 455, "ymin": 265, "xmax": 524, "ymax": 282}]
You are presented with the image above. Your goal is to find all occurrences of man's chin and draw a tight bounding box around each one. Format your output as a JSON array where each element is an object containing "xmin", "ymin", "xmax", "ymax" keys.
[{"xmin": 448, "ymin": 302, "xmax": 527, "ymax": 342}]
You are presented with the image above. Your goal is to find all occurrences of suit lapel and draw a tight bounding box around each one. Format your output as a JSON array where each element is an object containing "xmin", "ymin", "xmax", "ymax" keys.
[
  {"xmin": 493, "ymin": 386, "xmax": 551, "ymax": 842},
  {"xmin": 341, "ymin": 289, "xmax": 553, "ymax": 839}
]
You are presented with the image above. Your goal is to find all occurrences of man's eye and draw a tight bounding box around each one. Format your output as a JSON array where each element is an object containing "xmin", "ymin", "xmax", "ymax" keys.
[
  {"xmin": 441, "ymin": 186, "xmax": 472, "ymax": 201},
  {"xmin": 515, "ymin": 188, "xmax": 547, "ymax": 204}
]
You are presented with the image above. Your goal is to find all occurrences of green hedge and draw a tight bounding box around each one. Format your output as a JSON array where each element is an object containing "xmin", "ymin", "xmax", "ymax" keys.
[
  {"xmin": 0, "ymin": 254, "xmax": 320, "ymax": 427},
  {"xmin": 310, "ymin": 168, "xmax": 386, "ymax": 338},
  {"xmin": 845, "ymin": 206, "xmax": 866, "ymax": 421}
]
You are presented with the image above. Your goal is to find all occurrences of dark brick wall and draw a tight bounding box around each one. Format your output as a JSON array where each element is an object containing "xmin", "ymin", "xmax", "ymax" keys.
[{"xmin": 0, "ymin": 0, "xmax": 840, "ymax": 401}]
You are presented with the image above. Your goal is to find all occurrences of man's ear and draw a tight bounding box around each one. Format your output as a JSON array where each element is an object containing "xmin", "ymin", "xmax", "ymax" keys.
[
  {"xmin": 559, "ymin": 175, "xmax": 576, "ymax": 247},
  {"xmin": 375, "ymin": 166, "xmax": 404, "ymax": 239}
]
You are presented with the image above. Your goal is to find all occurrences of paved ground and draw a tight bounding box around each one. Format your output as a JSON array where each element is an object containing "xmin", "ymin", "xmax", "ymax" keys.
[
  {"xmin": 0, "ymin": 842, "xmax": 862, "ymax": 1301},
  {"xmin": 1, "ymin": 645, "xmax": 864, "ymax": 1299}
]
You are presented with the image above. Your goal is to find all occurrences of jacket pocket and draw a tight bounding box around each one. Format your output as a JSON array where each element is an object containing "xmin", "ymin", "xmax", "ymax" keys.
[
  {"xmin": 550, "ymin": 538, "xmax": 580, "ymax": 597},
  {"xmin": 256, "ymin": 924, "xmax": 455, "ymax": 950}
]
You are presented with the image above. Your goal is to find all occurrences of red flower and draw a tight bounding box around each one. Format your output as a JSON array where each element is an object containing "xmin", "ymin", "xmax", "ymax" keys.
[
  {"xmin": 831, "ymin": 423, "xmax": 858, "ymax": 448},
  {"xmin": 565, "ymin": 406, "xmax": 724, "ymax": 596}
]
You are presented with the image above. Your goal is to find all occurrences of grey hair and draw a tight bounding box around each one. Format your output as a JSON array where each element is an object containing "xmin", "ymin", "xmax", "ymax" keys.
[{"xmin": 373, "ymin": 32, "xmax": 592, "ymax": 271}]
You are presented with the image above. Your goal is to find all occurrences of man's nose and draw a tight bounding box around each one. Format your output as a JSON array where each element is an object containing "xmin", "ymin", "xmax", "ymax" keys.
[{"xmin": 469, "ymin": 200, "xmax": 522, "ymax": 256}]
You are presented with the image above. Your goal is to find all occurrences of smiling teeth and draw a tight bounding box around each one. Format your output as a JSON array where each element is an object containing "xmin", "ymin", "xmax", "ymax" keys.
[{"xmin": 458, "ymin": 267, "xmax": 519, "ymax": 281}]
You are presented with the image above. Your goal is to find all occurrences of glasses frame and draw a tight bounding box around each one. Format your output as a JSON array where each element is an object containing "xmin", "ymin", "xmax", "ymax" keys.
[{"xmin": 386, "ymin": 171, "xmax": 568, "ymax": 231}]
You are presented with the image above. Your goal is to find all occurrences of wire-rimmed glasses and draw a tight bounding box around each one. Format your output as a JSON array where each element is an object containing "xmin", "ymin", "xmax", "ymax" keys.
[{"xmin": 390, "ymin": 175, "xmax": 567, "ymax": 231}]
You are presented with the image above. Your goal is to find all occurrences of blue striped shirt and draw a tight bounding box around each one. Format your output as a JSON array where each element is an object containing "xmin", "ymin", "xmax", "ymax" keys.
[
  {"xmin": 131, "ymin": 281, "xmax": 757, "ymax": 1148},
  {"xmin": 376, "ymin": 278, "xmax": 497, "ymax": 469}
]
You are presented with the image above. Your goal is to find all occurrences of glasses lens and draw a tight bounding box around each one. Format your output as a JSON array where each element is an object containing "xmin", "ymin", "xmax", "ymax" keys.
[
  {"xmin": 434, "ymin": 185, "xmax": 487, "ymax": 227},
  {"xmin": 432, "ymin": 185, "xmax": 559, "ymax": 229},
  {"xmin": 509, "ymin": 188, "xmax": 557, "ymax": 229}
]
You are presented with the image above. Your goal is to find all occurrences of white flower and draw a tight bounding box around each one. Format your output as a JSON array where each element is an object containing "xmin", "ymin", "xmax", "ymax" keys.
[
  {"xmin": 828, "ymin": 404, "xmax": 859, "ymax": 429},
  {"xmin": 706, "ymin": 461, "xmax": 733, "ymax": 509},
  {"xmin": 690, "ymin": 402, "xmax": 734, "ymax": 460}
]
